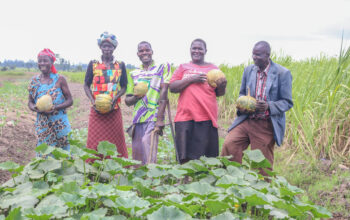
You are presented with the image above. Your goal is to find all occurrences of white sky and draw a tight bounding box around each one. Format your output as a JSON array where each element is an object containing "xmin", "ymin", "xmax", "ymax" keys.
[{"xmin": 1, "ymin": 0, "xmax": 349, "ymax": 66}]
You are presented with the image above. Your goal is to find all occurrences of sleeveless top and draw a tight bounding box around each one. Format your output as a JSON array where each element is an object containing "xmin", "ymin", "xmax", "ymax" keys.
[{"xmin": 28, "ymin": 73, "xmax": 71, "ymax": 148}]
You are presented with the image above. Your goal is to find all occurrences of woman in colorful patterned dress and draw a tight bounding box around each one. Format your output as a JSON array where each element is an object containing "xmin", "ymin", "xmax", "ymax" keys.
[
  {"xmin": 83, "ymin": 32, "xmax": 128, "ymax": 159},
  {"xmin": 169, "ymin": 39, "xmax": 227, "ymax": 164},
  {"xmin": 28, "ymin": 49, "xmax": 73, "ymax": 152}
]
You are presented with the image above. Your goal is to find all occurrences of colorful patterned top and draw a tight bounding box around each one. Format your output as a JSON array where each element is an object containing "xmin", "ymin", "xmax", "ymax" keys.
[
  {"xmin": 28, "ymin": 73, "xmax": 71, "ymax": 148},
  {"xmin": 85, "ymin": 58, "xmax": 128, "ymax": 109},
  {"xmin": 126, "ymin": 62, "xmax": 172, "ymax": 124}
]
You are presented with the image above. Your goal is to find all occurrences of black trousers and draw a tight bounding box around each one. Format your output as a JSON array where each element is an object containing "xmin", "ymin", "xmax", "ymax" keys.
[{"xmin": 175, "ymin": 120, "xmax": 219, "ymax": 164}]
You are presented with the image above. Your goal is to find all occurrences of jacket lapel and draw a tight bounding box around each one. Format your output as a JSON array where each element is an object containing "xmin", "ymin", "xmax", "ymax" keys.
[
  {"xmin": 249, "ymin": 66, "xmax": 258, "ymax": 97},
  {"xmin": 265, "ymin": 61, "xmax": 277, "ymax": 101}
]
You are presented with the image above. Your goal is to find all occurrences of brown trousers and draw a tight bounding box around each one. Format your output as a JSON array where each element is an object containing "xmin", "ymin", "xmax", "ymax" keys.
[{"xmin": 221, "ymin": 119, "xmax": 275, "ymax": 172}]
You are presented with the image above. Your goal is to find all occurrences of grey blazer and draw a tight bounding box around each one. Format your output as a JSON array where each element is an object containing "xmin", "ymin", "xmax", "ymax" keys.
[{"xmin": 228, "ymin": 61, "xmax": 293, "ymax": 146}]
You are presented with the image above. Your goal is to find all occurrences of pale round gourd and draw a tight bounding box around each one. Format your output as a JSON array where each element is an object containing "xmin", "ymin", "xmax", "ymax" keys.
[
  {"xmin": 95, "ymin": 94, "xmax": 112, "ymax": 114},
  {"xmin": 134, "ymin": 82, "xmax": 148, "ymax": 97},
  {"xmin": 36, "ymin": 95, "xmax": 53, "ymax": 112},
  {"xmin": 207, "ymin": 69, "xmax": 226, "ymax": 88}
]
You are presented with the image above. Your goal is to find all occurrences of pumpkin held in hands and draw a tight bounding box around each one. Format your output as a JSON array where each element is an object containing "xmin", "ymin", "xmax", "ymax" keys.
[
  {"xmin": 207, "ymin": 69, "xmax": 226, "ymax": 88},
  {"xmin": 236, "ymin": 88, "xmax": 256, "ymax": 113},
  {"xmin": 95, "ymin": 94, "xmax": 112, "ymax": 114},
  {"xmin": 36, "ymin": 95, "xmax": 53, "ymax": 112},
  {"xmin": 134, "ymin": 82, "xmax": 148, "ymax": 97}
]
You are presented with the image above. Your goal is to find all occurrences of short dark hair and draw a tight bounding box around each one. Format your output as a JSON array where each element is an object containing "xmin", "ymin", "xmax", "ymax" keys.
[
  {"xmin": 191, "ymin": 38, "xmax": 207, "ymax": 50},
  {"xmin": 138, "ymin": 41, "xmax": 152, "ymax": 50},
  {"xmin": 254, "ymin": 41, "xmax": 271, "ymax": 55}
]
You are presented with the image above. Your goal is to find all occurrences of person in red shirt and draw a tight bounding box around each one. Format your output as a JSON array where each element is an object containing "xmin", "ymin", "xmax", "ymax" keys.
[{"xmin": 169, "ymin": 39, "xmax": 227, "ymax": 164}]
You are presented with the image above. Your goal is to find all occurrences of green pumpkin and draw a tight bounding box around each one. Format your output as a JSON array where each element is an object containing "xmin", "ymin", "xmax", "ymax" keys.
[{"xmin": 236, "ymin": 87, "xmax": 256, "ymax": 113}]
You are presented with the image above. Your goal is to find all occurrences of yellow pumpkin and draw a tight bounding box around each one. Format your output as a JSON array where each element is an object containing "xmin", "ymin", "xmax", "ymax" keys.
[
  {"xmin": 134, "ymin": 82, "xmax": 148, "ymax": 97},
  {"xmin": 36, "ymin": 95, "xmax": 53, "ymax": 112},
  {"xmin": 207, "ymin": 69, "xmax": 226, "ymax": 88},
  {"xmin": 95, "ymin": 94, "xmax": 112, "ymax": 114}
]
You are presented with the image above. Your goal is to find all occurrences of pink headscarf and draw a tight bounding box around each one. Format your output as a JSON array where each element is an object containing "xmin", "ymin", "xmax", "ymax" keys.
[{"xmin": 38, "ymin": 48, "xmax": 57, "ymax": 74}]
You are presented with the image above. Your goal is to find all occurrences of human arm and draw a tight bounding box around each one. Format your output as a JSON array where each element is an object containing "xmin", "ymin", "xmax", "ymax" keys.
[
  {"xmin": 54, "ymin": 76, "xmax": 73, "ymax": 111},
  {"xmin": 215, "ymin": 77, "xmax": 227, "ymax": 97},
  {"xmin": 83, "ymin": 61, "xmax": 95, "ymax": 106},
  {"xmin": 169, "ymin": 74, "xmax": 207, "ymax": 93}
]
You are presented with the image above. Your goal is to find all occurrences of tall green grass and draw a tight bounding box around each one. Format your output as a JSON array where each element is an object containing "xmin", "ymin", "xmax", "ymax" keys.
[{"xmin": 219, "ymin": 47, "xmax": 350, "ymax": 164}]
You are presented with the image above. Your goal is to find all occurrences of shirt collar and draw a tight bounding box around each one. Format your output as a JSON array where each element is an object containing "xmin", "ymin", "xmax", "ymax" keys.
[{"xmin": 141, "ymin": 61, "xmax": 155, "ymax": 70}]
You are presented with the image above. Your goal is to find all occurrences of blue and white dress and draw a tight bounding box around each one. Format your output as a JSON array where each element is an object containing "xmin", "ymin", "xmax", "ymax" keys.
[{"xmin": 28, "ymin": 73, "xmax": 71, "ymax": 150}]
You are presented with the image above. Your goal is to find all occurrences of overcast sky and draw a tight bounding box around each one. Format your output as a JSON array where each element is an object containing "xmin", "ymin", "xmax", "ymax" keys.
[{"xmin": 1, "ymin": 0, "xmax": 349, "ymax": 66}]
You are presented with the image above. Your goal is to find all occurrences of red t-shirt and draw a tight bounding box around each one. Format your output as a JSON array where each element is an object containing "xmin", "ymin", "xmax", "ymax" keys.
[{"xmin": 170, "ymin": 62, "xmax": 219, "ymax": 128}]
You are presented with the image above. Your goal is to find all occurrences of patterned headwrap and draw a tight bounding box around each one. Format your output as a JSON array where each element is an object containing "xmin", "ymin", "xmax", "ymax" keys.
[
  {"xmin": 37, "ymin": 48, "xmax": 57, "ymax": 74},
  {"xmin": 97, "ymin": 32, "xmax": 118, "ymax": 48}
]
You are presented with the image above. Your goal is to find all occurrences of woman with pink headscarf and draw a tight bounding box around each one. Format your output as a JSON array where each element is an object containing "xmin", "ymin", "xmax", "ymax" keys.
[{"xmin": 28, "ymin": 48, "xmax": 73, "ymax": 152}]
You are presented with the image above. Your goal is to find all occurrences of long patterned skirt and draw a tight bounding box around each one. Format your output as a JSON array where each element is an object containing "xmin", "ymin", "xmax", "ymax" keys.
[{"xmin": 86, "ymin": 107, "xmax": 128, "ymax": 162}]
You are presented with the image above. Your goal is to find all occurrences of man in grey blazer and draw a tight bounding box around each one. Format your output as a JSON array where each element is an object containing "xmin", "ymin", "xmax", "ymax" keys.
[{"xmin": 221, "ymin": 41, "xmax": 293, "ymax": 174}]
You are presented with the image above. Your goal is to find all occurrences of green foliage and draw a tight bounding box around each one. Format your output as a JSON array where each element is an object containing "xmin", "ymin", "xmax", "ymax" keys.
[{"xmin": 0, "ymin": 136, "xmax": 332, "ymax": 219}]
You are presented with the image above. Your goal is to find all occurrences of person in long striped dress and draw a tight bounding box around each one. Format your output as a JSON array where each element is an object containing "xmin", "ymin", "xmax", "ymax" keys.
[{"xmin": 125, "ymin": 41, "xmax": 172, "ymax": 164}]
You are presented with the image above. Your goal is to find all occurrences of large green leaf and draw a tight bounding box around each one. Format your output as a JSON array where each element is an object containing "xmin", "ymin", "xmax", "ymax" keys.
[
  {"xmin": 204, "ymin": 200, "xmax": 230, "ymax": 216},
  {"xmin": 0, "ymin": 195, "xmax": 38, "ymax": 209},
  {"xmin": 74, "ymin": 158, "xmax": 98, "ymax": 174},
  {"xmin": 269, "ymin": 208, "xmax": 289, "ymax": 219},
  {"xmin": 114, "ymin": 195, "xmax": 150, "ymax": 211},
  {"xmin": 200, "ymin": 157, "xmax": 222, "ymax": 167},
  {"xmin": 81, "ymin": 208, "xmax": 108, "ymax": 220},
  {"xmin": 210, "ymin": 211, "xmax": 240, "ymax": 220},
  {"xmin": 310, "ymin": 205, "xmax": 333, "ymax": 218},
  {"xmin": 5, "ymin": 207, "xmax": 23, "ymax": 220},
  {"xmin": 71, "ymin": 145, "xmax": 99, "ymax": 161},
  {"xmin": 211, "ymin": 168, "xmax": 227, "ymax": 177},
  {"xmin": 112, "ymin": 156, "xmax": 141, "ymax": 167},
  {"xmin": 147, "ymin": 206, "xmax": 191, "ymax": 220},
  {"xmin": 35, "ymin": 144, "xmax": 54, "ymax": 156},
  {"xmin": 51, "ymin": 148, "xmax": 70, "ymax": 159},
  {"xmin": 244, "ymin": 149, "xmax": 271, "ymax": 169},
  {"xmin": 91, "ymin": 183, "xmax": 115, "ymax": 196},
  {"xmin": 32, "ymin": 181, "xmax": 50, "ymax": 198},
  {"xmin": 181, "ymin": 182, "xmax": 220, "ymax": 196},
  {"xmin": 60, "ymin": 192, "xmax": 85, "ymax": 208},
  {"xmin": 216, "ymin": 175, "xmax": 250, "ymax": 188},
  {"xmin": 226, "ymin": 166, "xmax": 245, "ymax": 178},
  {"xmin": 0, "ymin": 161, "xmax": 19, "ymax": 171},
  {"xmin": 58, "ymin": 181, "xmax": 80, "ymax": 194},
  {"xmin": 167, "ymin": 169, "xmax": 187, "ymax": 178},
  {"xmin": 97, "ymin": 141, "xmax": 117, "ymax": 157},
  {"xmin": 101, "ymin": 216, "xmax": 127, "ymax": 220},
  {"xmin": 36, "ymin": 159, "xmax": 62, "ymax": 173}
]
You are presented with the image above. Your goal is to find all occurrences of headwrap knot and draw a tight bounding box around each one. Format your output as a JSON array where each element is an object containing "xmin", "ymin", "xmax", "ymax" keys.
[
  {"xmin": 97, "ymin": 32, "xmax": 118, "ymax": 48},
  {"xmin": 37, "ymin": 48, "xmax": 57, "ymax": 74}
]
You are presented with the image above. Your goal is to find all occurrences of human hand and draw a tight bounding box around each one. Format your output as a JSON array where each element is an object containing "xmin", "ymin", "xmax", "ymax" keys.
[
  {"xmin": 35, "ymin": 106, "xmax": 55, "ymax": 114},
  {"xmin": 190, "ymin": 73, "xmax": 207, "ymax": 84},
  {"xmin": 256, "ymin": 100, "xmax": 269, "ymax": 112},
  {"xmin": 216, "ymin": 77, "xmax": 227, "ymax": 89},
  {"xmin": 155, "ymin": 121, "xmax": 165, "ymax": 136}
]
